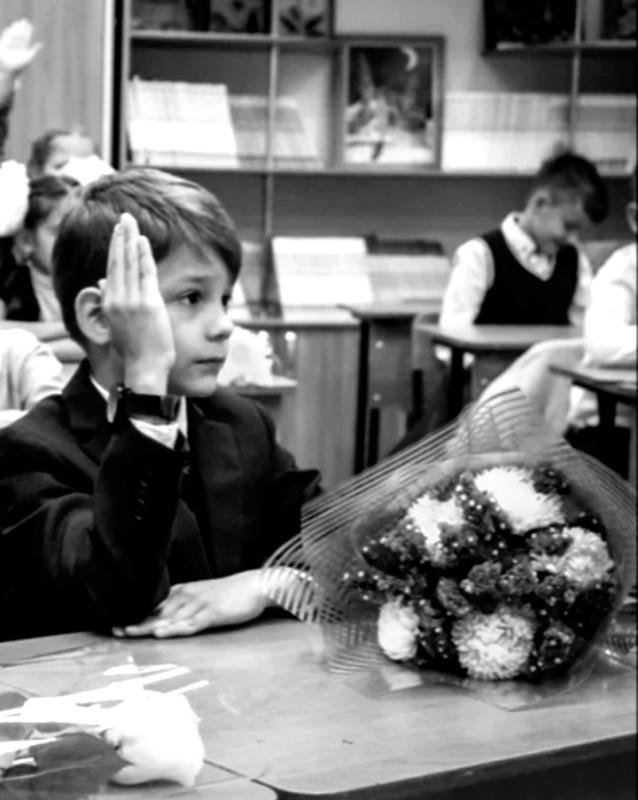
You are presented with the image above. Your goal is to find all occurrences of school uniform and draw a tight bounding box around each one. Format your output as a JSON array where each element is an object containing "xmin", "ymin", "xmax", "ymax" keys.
[
  {"xmin": 439, "ymin": 213, "xmax": 592, "ymax": 327},
  {"xmin": 0, "ymin": 360, "xmax": 321, "ymax": 641}
]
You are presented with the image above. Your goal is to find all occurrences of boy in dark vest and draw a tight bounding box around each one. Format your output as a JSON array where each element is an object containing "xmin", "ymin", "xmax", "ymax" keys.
[
  {"xmin": 439, "ymin": 151, "xmax": 609, "ymax": 328},
  {"xmin": 391, "ymin": 151, "xmax": 609, "ymax": 453}
]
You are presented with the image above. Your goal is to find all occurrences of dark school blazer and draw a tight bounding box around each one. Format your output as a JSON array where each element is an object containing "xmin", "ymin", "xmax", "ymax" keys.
[{"xmin": 0, "ymin": 360, "xmax": 321, "ymax": 641}]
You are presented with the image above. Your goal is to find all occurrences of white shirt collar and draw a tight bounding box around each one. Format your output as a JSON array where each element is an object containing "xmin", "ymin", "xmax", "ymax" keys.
[{"xmin": 501, "ymin": 212, "xmax": 554, "ymax": 280}]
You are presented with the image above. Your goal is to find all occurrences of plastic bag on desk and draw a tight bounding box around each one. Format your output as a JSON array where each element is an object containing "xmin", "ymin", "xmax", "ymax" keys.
[
  {"xmin": 262, "ymin": 387, "xmax": 636, "ymax": 710},
  {"xmin": 0, "ymin": 642, "xmax": 206, "ymax": 798}
]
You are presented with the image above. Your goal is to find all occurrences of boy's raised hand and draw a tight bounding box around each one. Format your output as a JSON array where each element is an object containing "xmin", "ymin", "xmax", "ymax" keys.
[
  {"xmin": 0, "ymin": 19, "xmax": 41, "ymax": 77},
  {"xmin": 102, "ymin": 213, "xmax": 175, "ymax": 394}
]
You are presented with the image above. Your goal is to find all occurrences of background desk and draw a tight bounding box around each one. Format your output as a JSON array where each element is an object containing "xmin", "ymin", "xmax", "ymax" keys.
[
  {"xmin": 2, "ymin": 618, "xmax": 635, "ymax": 800},
  {"xmin": 340, "ymin": 302, "xmax": 441, "ymax": 473},
  {"xmin": 415, "ymin": 323, "xmax": 582, "ymax": 418},
  {"xmin": 550, "ymin": 363, "xmax": 637, "ymax": 484}
]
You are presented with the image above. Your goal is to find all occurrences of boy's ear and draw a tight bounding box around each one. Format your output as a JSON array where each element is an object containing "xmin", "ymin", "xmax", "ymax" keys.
[{"xmin": 75, "ymin": 286, "xmax": 111, "ymax": 345}]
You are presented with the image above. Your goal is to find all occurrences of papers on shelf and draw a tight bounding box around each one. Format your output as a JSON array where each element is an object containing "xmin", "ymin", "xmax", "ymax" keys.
[
  {"xmin": 230, "ymin": 95, "xmax": 321, "ymax": 168},
  {"xmin": 271, "ymin": 236, "xmax": 450, "ymax": 309},
  {"xmin": 128, "ymin": 78, "xmax": 239, "ymax": 168},
  {"xmin": 127, "ymin": 78, "xmax": 320, "ymax": 169},
  {"xmin": 443, "ymin": 92, "xmax": 636, "ymax": 173}
]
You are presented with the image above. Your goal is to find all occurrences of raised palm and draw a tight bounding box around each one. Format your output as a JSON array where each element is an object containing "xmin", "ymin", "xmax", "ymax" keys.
[{"xmin": 0, "ymin": 19, "xmax": 41, "ymax": 76}]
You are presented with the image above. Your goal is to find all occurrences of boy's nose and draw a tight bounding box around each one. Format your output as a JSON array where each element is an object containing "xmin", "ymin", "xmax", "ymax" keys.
[{"xmin": 205, "ymin": 310, "xmax": 233, "ymax": 340}]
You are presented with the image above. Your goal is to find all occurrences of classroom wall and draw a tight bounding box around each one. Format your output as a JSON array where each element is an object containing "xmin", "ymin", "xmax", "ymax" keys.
[{"xmin": 0, "ymin": 0, "xmax": 109, "ymax": 164}]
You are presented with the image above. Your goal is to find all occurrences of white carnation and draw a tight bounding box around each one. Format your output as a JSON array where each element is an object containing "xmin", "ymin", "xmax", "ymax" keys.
[
  {"xmin": 555, "ymin": 526, "xmax": 615, "ymax": 587},
  {"xmin": 452, "ymin": 605, "xmax": 535, "ymax": 680},
  {"xmin": 407, "ymin": 494, "xmax": 464, "ymax": 555},
  {"xmin": 377, "ymin": 600, "xmax": 420, "ymax": 661},
  {"xmin": 473, "ymin": 466, "xmax": 564, "ymax": 533}
]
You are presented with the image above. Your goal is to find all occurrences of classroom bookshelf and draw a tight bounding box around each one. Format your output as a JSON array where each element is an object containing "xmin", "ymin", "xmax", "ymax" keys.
[
  {"xmin": 110, "ymin": 0, "xmax": 636, "ymax": 484},
  {"xmin": 112, "ymin": 0, "xmax": 635, "ymax": 251}
]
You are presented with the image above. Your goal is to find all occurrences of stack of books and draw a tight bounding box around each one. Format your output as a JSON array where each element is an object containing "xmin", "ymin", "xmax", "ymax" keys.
[
  {"xmin": 127, "ymin": 78, "xmax": 239, "ymax": 168},
  {"xmin": 230, "ymin": 95, "xmax": 321, "ymax": 169},
  {"xmin": 127, "ymin": 78, "xmax": 320, "ymax": 169}
]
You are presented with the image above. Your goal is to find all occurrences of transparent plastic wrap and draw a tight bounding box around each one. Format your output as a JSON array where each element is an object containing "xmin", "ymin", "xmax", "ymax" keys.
[
  {"xmin": 262, "ymin": 389, "xmax": 636, "ymax": 709},
  {"xmin": 0, "ymin": 642, "xmax": 208, "ymax": 799}
]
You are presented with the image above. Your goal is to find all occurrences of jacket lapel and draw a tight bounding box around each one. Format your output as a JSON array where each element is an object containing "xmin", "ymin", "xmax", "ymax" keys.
[
  {"xmin": 62, "ymin": 361, "xmax": 211, "ymax": 580},
  {"xmin": 64, "ymin": 360, "xmax": 112, "ymax": 467}
]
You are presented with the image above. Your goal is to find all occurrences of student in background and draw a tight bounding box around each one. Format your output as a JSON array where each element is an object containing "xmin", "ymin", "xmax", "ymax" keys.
[
  {"xmin": 27, "ymin": 127, "xmax": 114, "ymax": 184},
  {"xmin": 439, "ymin": 150, "xmax": 609, "ymax": 328},
  {"xmin": 0, "ymin": 174, "xmax": 80, "ymax": 326},
  {"xmin": 0, "ymin": 168, "xmax": 321, "ymax": 642},
  {"xmin": 391, "ymin": 151, "xmax": 610, "ymax": 454},
  {"xmin": 0, "ymin": 327, "xmax": 64, "ymax": 428},
  {"xmin": 564, "ymin": 166, "xmax": 636, "ymax": 477}
]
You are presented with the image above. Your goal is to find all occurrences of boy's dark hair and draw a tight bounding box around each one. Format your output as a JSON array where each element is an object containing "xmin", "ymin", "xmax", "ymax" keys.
[
  {"xmin": 530, "ymin": 151, "xmax": 609, "ymax": 225},
  {"xmin": 23, "ymin": 175, "xmax": 81, "ymax": 231},
  {"xmin": 52, "ymin": 168, "xmax": 242, "ymax": 344}
]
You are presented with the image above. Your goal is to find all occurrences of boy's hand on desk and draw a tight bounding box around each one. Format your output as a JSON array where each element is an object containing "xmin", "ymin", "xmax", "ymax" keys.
[
  {"xmin": 102, "ymin": 213, "xmax": 175, "ymax": 394},
  {"xmin": 112, "ymin": 571, "xmax": 272, "ymax": 638}
]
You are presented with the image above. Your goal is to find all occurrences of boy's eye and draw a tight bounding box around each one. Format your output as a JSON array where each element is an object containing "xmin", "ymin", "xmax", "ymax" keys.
[{"xmin": 178, "ymin": 291, "xmax": 202, "ymax": 306}]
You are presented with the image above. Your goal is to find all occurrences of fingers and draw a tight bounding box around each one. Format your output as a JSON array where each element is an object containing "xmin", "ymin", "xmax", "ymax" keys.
[
  {"xmin": 123, "ymin": 214, "xmax": 141, "ymax": 300},
  {"xmin": 105, "ymin": 213, "xmax": 157, "ymax": 301},
  {"xmin": 106, "ymin": 220, "xmax": 124, "ymax": 299}
]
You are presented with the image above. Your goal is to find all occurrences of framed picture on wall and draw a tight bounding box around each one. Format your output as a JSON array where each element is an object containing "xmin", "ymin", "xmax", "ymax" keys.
[{"xmin": 339, "ymin": 38, "xmax": 444, "ymax": 169}]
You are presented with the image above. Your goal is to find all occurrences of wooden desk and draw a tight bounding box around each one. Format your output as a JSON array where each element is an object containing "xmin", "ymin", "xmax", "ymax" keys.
[
  {"xmin": 1, "ymin": 618, "xmax": 635, "ymax": 800},
  {"xmin": 341, "ymin": 302, "xmax": 441, "ymax": 473},
  {"xmin": 416, "ymin": 323, "xmax": 582, "ymax": 419},
  {"xmin": 550, "ymin": 364, "xmax": 637, "ymax": 484}
]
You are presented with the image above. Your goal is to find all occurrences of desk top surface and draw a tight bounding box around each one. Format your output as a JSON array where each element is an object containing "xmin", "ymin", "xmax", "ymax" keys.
[
  {"xmin": 550, "ymin": 364, "xmax": 637, "ymax": 403},
  {"xmin": 340, "ymin": 300, "xmax": 442, "ymax": 321},
  {"xmin": 416, "ymin": 323, "xmax": 582, "ymax": 352},
  {"xmin": 1, "ymin": 618, "xmax": 634, "ymax": 800}
]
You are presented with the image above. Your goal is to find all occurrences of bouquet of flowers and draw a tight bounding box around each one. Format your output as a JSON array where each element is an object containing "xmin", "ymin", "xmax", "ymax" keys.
[{"xmin": 263, "ymin": 390, "xmax": 635, "ymax": 703}]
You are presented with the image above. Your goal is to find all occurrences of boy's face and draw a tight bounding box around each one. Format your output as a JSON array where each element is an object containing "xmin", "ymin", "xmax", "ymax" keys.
[
  {"xmin": 19, "ymin": 194, "xmax": 76, "ymax": 276},
  {"xmin": 524, "ymin": 190, "xmax": 591, "ymax": 257},
  {"xmin": 43, "ymin": 133, "xmax": 95, "ymax": 176},
  {"xmin": 156, "ymin": 244, "xmax": 234, "ymax": 397}
]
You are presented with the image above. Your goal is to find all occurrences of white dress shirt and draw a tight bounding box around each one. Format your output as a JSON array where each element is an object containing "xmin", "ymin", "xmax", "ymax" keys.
[
  {"xmin": 439, "ymin": 213, "xmax": 592, "ymax": 328},
  {"xmin": 568, "ymin": 242, "xmax": 637, "ymax": 429},
  {"xmin": 0, "ymin": 328, "xmax": 65, "ymax": 427}
]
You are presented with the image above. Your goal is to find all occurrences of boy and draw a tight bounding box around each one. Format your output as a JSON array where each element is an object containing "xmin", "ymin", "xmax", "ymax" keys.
[
  {"xmin": 391, "ymin": 151, "xmax": 609, "ymax": 453},
  {"xmin": 564, "ymin": 166, "xmax": 636, "ymax": 476},
  {"xmin": 439, "ymin": 150, "xmax": 609, "ymax": 328},
  {"xmin": 0, "ymin": 168, "xmax": 321, "ymax": 642}
]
